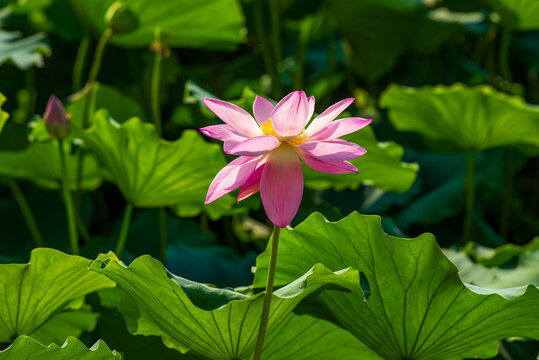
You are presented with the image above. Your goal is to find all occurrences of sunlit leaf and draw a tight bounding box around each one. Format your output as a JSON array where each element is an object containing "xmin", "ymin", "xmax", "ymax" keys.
[
  {"xmin": 484, "ymin": 0, "xmax": 539, "ymax": 30},
  {"xmin": 0, "ymin": 8, "xmax": 50, "ymax": 70},
  {"xmin": 67, "ymin": 82, "xmax": 148, "ymax": 127},
  {"xmin": 469, "ymin": 237, "xmax": 539, "ymax": 266},
  {"xmin": 380, "ymin": 83, "xmax": 539, "ymax": 152},
  {"xmin": 329, "ymin": 0, "xmax": 458, "ymax": 82},
  {"xmin": 0, "ymin": 336, "xmax": 120, "ymax": 359},
  {"xmin": 78, "ymin": 110, "xmax": 231, "ymax": 217},
  {"xmin": 254, "ymin": 212, "xmax": 539, "ymax": 360},
  {"xmin": 29, "ymin": 305, "xmax": 99, "ymax": 346},
  {"xmin": 91, "ymin": 254, "xmax": 358, "ymax": 359},
  {"xmin": 0, "ymin": 248, "xmax": 115, "ymax": 342},
  {"xmin": 304, "ymin": 126, "xmax": 418, "ymax": 193},
  {"xmin": 262, "ymin": 314, "xmax": 382, "ymax": 360},
  {"xmin": 0, "ymin": 136, "xmax": 102, "ymax": 190},
  {"xmin": 0, "ymin": 92, "xmax": 7, "ymax": 132},
  {"xmin": 445, "ymin": 246, "xmax": 539, "ymax": 289},
  {"xmin": 71, "ymin": 0, "xmax": 245, "ymax": 49}
]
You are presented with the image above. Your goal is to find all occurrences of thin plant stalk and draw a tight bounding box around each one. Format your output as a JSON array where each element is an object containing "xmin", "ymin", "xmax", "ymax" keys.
[
  {"xmin": 500, "ymin": 149, "xmax": 514, "ymax": 240},
  {"xmin": 253, "ymin": 0, "xmax": 281, "ymax": 97},
  {"xmin": 9, "ymin": 181, "xmax": 44, "ymax": 248},
  {"xmin": 253, "ymin": 225, "xmax": 281, "ymax": 360},
  {"xmin": 151, "ymin": 28, "xmax": 164, "ymax": 136},
  {"xmin": 115, "ymin": 203, "xmax": 134, "ymax": 258},
  {"xmin": 159, "ymin": 209, "xmax": 167, "ymax": 265},
  {"xmin": 75, "ymin": 28, "xmax": 113, "ymax": 209},
  {"xmin": 499, "ymin": 28, "xmax": 512, "ymax": 82},
  {"xmin": 58, "ymin": 139, "xmax": 79, "ymax": 254},
  {"xmin": 269, "ymin": 0, "xmax": 282, "ymax": 97},
  {"xmin": 150, "ymin": 28, "xmax": 168, "ymax": 264},
  {"xmin": 462, "ymin": 152, "xmax": 477, "ymax": 244},
  {"xmin": 498, "ymin": 29, "xmax": 514, "ymax": 240},
  {"xmin": 72, "ymin": 34, "xmax": 91, "ymax": 92}
]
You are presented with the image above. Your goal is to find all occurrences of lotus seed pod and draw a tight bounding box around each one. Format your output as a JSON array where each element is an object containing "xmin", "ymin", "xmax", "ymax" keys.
[{"xmin": 105, "ymin": 1, "xmax": 139, "ymax": 34}]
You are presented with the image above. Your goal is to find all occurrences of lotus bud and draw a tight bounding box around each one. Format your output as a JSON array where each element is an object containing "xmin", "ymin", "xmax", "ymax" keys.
[
  {"xmin": 44, "ymin": 95, "xmax": 69, "ymax": 139},
  {"xmin": 105, "ymin": 1, "xmax": 139, "ymax": 34}
]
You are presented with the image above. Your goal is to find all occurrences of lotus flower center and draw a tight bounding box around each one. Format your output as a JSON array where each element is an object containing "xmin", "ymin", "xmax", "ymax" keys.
[{"xmin": 260, "ymin": 118, "xmax": 308, "ymax": 145}]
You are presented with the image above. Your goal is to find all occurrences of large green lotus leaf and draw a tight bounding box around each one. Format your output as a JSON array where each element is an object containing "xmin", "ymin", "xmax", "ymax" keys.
[
  {"xmin": 0, "ymin": 248, "xmax": 115, "ymax": 342},
  {"xmin": 78, "ymin": 110, "xmax": 231, "ymax": 214},
  {"xmin": 185, "ymin": 81, "xmax": 418, "ymax": 194},
  {"xmin": 0, "ymin": 336, "xmax": 120, "ymax": 359},
  {"xmin": 380, "ymin": 83, "xmax": 539, "ymax": 152},
  {"xmin": 67, "ymin": 82, "xmax": 148, "ymax": 127},
  {"xmin": 483, "ymin": 0, "xmax": 539, "ymax": 30},
  {"xmin": 91, "ymin": 254, "xmax": 358, "ymax": 359},
  {"xmin": 262, "ymin": 314, "xmax": 382, "ymax": 360},
  {"xmin": 254, "ymin": 212, "xmax": 539, "ymax": 360},
  {"xmin": 0, "ymin": 92, "xmax": 7, "ymax": 133},
  {"xmin": 304, "ymin": 126, "xmax": 418, "ymax": 193},
  {"xmin": 0, "ymin": 138, "xmax": 102, "ymax": 190},
  {"xmin": 0, "ymin": 8, "xmax": 50, "ymax": 70},
  {"xmin": 328, "ymin": 0, "xmax": 458, "ymax": 82},
  {"xmin": 71, "ymin": 0, "xmax": 245, "ymax": 50},
  {"xmin": 469, "ymin": 237, "xmax": 539, "ymax": 267},
  {"xmin": 446, "ymin": 246, "xmax": 539, "ymax": 289},
  {"xmin": 29, "ymin": 305, "xmax": 99, "ymax": 346}
]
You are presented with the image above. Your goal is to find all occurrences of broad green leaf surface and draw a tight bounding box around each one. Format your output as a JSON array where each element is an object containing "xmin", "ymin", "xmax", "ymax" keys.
[
  {"xmin": 469, "ymin": 237, "xmax": 539, "ymax": 266},
  {"xmin": 0, "ymin": 138, "xmax": 102, "ymax": 190},
  {"xmin": 79, "ymin": 110, "xmax": 231, "ymax": 215},
  {"xmin": 29, "ymin": 305, "xmax": 99, "ymax": 346},
  {"xmin": 329, "ymin": 0, "xmax": 457, "ymax": 82},
  {"xmin": 380, "ymin": 83, "xmax": 539, "ymax": 152},
  {"xmin": 0, "ymin": 336, "xmax": 120, "ymax": 359},
  {"xmin": 262, "ymin": 314, "xmax": 382, "ymax": 360},
  {"xmin": 446, "ymin": 247, "xmax": 539, "ymax": 289},
  {"xmin": 0, "ymin": 7, "xmax": 50, "ymax": 70},
  {"xmin": 484, "ymin": 0, "xmax": 539, "ymax": 30},
  {"xmin": 71, "ymin": 0, "xmax": 245, "ymax": 49},
  {"xmin": 91, "ymin": 254, "xmax": 358, "ymax": 360},
  {"xmin": 0, "ymin": 92, "xmax": 7, "ymax": 132},
  {"xmin": 67, "ymin": 82, "xmax": 148, "ymax": 127},
  {"xmin": 304, "ymin": 126, "xmax": 418, "ymax": 193},
  {"xmin": 254, "ymin": 212, "xmax": 539, "ymax": 360},
  {"xmin": 0, "ymin": 248, "xmax": 115, "ymax": 342}
]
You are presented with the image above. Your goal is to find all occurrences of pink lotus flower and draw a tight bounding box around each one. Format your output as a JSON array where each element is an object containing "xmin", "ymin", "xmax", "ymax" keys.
[{"xmin": 200, "ymin": 91, "xmax": 371, "ymax": 228}]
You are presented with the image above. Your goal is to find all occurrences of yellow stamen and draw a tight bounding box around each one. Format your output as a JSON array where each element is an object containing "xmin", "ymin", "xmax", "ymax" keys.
[
  {"xmin": 288, "ymin": 132, "xmax": 308, "ymax": 146},
  {"xmin": 259, "ymin": 118, "xmax": 309, "ymax": 145},
  {"xmin": 260, "ymin": 118, "xmax": 277, "ymax": 137}
]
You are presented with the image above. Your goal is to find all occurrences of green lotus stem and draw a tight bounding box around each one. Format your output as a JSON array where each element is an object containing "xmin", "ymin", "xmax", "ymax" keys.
[
  {"xmin": 151, "ymin": 28, "xmax": 164, "ymax": 136},
  {"xmin": 462, "ymin": 152, "xmax": 476, "ymax": 244},
  {"xmin": 150, "ymin": 28, "xmax": 167, "ymax": 264},
  {"xmin": 499, "ymin": 28, "xmax": 512, "ymax": 82},
  {"xmin": 500, "ymin": 149, "xmax": 514, "ymax": 240},
  {"xmin": 253, "ymin": 0, "xmax": 280, "ymax": 97},
  {"xmin": 323, "ymin": 11, "xmax": 336, "ymax": 109},
  {"xmin": 75, "ymin": 28, "xmax": 113, "ymax": 211},
  {"xmin": 253, "ymin": 224, "xmax": 280, "ymax": 360},
  {"xmin": 159, "ymin": 208, "xmax": 167, "ymax": 265},
  {"xmin": 77, "ymin": 213, "xmax": 92, "ymax": 243},
  {"xmin": 72, "ymin": 34, "xmax": 91, "ymax": 92},
  {"xmin": 9, "ymin": 181, "xmax": 44, "ymax": 248},
  {"xmin": 86, "ymin": 28, "xmax": 113, "ymax": 92},
  {"xmin": 115, "ymin": 203, "xmax": 134, "ymax": 258},
  {"xmin": 269, "ymin": 0, "xmax": 282, "ymax": 97},
  {"xmin": 58, "ymin": 139, "xmax": 79, "ymax": 254}
]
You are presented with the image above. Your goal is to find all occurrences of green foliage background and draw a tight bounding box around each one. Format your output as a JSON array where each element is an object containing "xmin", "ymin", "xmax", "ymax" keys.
[{"xmin": 0, "ymin": 0, "xmax": 538, "ymax": 359}]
